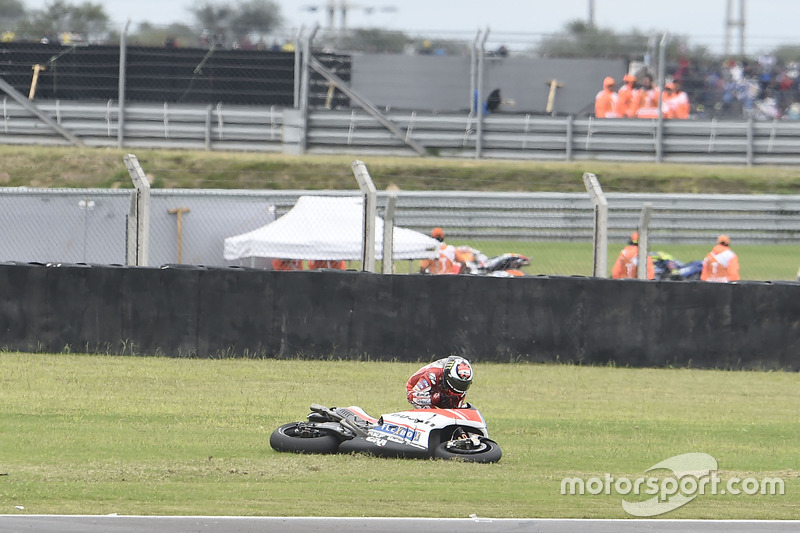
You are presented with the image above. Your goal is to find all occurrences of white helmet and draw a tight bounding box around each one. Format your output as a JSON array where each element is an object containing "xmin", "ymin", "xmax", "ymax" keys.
[{"xmin": 443, "ymin": 356, "xmax": 473, "ymax": 393}]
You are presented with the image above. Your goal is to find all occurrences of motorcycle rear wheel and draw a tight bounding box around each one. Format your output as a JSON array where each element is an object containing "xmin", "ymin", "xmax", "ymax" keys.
[
  {"xmin": 433, "ymin": 437, "xmax": 502, "ymax": 463},
  {"xmin": 270, "ymin": 422, "xmax": 340, "ymax": 454}
]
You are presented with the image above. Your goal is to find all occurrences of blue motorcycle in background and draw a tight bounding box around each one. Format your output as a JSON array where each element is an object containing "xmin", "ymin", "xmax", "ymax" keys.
[{"xmin": 650, "ymin": 251, "xmax": 703, "ymax": 281}]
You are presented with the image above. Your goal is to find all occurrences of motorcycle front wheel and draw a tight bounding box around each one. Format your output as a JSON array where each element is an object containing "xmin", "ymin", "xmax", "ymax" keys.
[
  {"xmin": 433, "ymin": 436, "xmax": 502, "ymax": 463},
  {"xmin": 270, "ymin": 422, "xmax": 341, "ymax": 454}
]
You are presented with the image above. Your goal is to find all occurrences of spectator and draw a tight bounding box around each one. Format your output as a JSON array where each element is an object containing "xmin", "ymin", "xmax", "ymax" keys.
[
  {"xmin": 486, "ymin": 88, "xmax": 502, "ymax": 113},
  {"xmin": 611, "ymin": 232, "xmax": 655, "ymax": 280},
  {"xmin": 272, "ymin": 259, "xmax": 304, "ymax": 271},
  {"xmin": 661, "ymin": 83, "xmax": 677, "ymax": 118},
  {"xmin": 617, "ymin": 73, "xmax": 637, "ymax": 118},
  {"xmin": 633, "ymin": 74, "xmax": 661, "ymax": 118},
  {"xmin": 665, "ymin": 81, "xmax": 690, "ymax": 119},
  {"xmin": 308, "ymin": 259, "xmax": 346, "ymax": 270},
  {"xmin": 701, "ymin": 235, "xmax": 740, "ymax": 282},
  {"xmin": 595, "ymin": 76, "xmax": 618, "ymax": 118}
]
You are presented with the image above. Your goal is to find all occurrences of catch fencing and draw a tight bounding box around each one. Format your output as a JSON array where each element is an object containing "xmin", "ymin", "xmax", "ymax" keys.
[{"xmin": 2, "ymin": 188, "xmax": 799, "ymax": 274}]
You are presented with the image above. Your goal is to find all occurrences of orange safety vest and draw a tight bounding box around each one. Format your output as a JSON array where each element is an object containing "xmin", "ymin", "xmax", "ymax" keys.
[
  {"xmin": 595, "ymin": 88, "xmax": 618, "ymax": 118},
  {"xmin": 308, "ymin": 260, "xmax": 346, "ymax": 270},
  {"xmin": 668, "ymin": 91, "xmax": 690, "ymax": 119},
  {"xmin": 701, "ymin": 245, "xmax": 740, "ymax": 282},
  {"xmin": 634, "ymin": 87, "xmax": 661, "ymax": 118},
  {"xmin": 272, "ymin": 259, "xmax": 304, "ymax": 271},
  {"xmin": 617, "ymin": 84, "xmax": 636, "ymax": 118},
  {"xmin": 612, "ymin": 245, "xmax": 655, "ymax": 279},
  {"xmin": 421, "ymin": 244, "xmax": 460, "ymax": 274}
]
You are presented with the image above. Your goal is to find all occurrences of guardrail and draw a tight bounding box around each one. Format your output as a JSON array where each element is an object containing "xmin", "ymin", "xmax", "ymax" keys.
[
  {"xmin": 305, "ymin": 110, "xmax": 800, "ymax": 165},
  {"xmin": 251, "ymin": 190, "xmax": 800, "ymax": 245},
  {"xmin": 1, "ymin": 189, "xmax": 798, "ymax": 269},
  {"xmin": 4, "ymin": 100, "xmax": 800, "ymax": 166},
  {"xmin": 0, "ymin": 99, "xmax": 284, "ymax": 152}
]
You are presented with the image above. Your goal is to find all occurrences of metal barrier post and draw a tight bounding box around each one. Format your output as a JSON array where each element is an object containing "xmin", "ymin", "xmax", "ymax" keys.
[
  {"xmin": 352, "ymin": 160, "xmax": 377, "ymax": 273},
  {"xmin": 297, "ymin": 24, "xmax": 319, "ymax": 154},
  {"xmin": 637, "ymin": 203, "xmax": 653, "ymax": 280},
  {"xmin": 475, "ymin": 28, "xmax": 489, "ymax": 159},
  {"xmin": 117, "ymin": 19, "xmax": 130, "ymax": 149},
  {"xmin": 382, "ymin": 192, "xmax": 397, "ymax": 274},
  {"xmin": 124, "ymin": 154, "xmax": 150, "ymax": 266},
  {"xmin": 655, "ymin": 33, "xmax": 668, "ymax": 163},
  {"xmin": 583, "ymin": 172, "xmax": 608, "ymax": 278}
]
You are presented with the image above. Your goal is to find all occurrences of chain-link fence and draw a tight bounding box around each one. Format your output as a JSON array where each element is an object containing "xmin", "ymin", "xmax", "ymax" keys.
[
  {"xmin": 2, "ymin": 187, "xmax": 800, "ymax": 280},
  {"xmin": 2, "ymin": 26, "xmax": 799, "ymax": 120}
]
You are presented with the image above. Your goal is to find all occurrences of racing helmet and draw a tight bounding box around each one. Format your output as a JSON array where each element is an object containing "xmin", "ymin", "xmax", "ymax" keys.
[{"xmin": 443, "ymin": 356, "xmax": 473, "ymax": 393}]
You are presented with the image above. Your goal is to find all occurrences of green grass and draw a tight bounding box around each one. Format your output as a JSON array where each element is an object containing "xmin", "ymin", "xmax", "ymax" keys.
[
  {"xmin": 2, "ymin": 145, "xmax": 800, "ymax": 193},
  {"xmin": 433, "ymin": 240, "xmax": 800, "ymax": 281},
  {"xmin": 0, "ymin": 353, "xmax": 797, "ymax": 518}
]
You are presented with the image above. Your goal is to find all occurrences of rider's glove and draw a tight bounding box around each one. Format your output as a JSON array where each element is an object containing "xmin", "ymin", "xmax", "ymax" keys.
[{"xmin": 431, "ymin": 392, "xmax": 441, "ymax": 406}]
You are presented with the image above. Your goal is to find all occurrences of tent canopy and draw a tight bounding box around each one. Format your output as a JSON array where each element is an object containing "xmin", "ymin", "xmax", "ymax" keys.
[{"xmin": 223, "ymin": 196, "xmax": 439, "ymax": 261}]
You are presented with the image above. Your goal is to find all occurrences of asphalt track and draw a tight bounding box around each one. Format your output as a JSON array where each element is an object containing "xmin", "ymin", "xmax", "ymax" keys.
[{"xmin": 0, "ymin": 516, "xmax": 798, "ymax": 533}]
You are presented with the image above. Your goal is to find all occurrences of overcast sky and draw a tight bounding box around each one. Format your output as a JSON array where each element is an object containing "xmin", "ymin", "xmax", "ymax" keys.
[{"xmin": 20, "ymin": 0, "xmax": 800, "ymax": 54}]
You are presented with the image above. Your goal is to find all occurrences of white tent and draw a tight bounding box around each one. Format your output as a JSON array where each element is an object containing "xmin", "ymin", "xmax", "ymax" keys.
[{"xmin": 223, "ymin": 196, "xmax": 439, "ymax": 262}]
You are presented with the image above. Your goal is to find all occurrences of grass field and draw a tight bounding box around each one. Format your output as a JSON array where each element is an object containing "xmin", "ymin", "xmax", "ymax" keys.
[
  {"xmin": 0, "ymin": 353, "xmax": 797, "ymax": 518},
  {"xmin": 427, "ymin": 240, "xmax": 800, "ymax": 281},
  {"xmin": 2, "ymin": 145, "xmax": 800, "ymax": 194}
]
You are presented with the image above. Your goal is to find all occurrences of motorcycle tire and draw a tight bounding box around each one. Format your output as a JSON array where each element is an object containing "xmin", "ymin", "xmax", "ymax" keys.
[
  {"xmin": 269, "ymin": 422, "xmax": 341, "ymax": 454},
  {"xmin": 433, "ymin": 437, "xmax": 502, "ymax": 463}
]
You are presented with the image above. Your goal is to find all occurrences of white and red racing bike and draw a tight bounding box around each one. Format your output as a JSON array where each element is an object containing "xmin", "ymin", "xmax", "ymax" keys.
[{"xmin": 270, "ymin": 403, "xmax": 502, "ymax": 463}]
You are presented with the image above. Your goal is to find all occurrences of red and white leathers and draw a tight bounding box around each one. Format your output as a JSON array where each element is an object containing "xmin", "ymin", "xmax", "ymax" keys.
[
  {"xmin": 406, "ymin": 358, "xmax": 467, "ymax": 409},
  {"xmin": 701, "ymin": 244, "xmax": 740, "ymax": 282}
]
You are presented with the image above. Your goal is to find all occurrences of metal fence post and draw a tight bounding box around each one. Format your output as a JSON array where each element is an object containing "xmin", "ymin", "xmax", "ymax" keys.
[
  {"xmin": 637, "ymin": 202, "xmax": 653, "ymax": 280},
  {"xmin": 566, "ymin": 115, "xmax": 574, "ymax": 161},
  {"xmin": 352, "ymin": 160, "xmax": 377, "ymax": 273},
  {"xmin": 117, "ymin": 19, "xmax": 130, "ymax": 149},
  {"xmin": 475, "ymin": 28, "xmax": 489, "ymax": 160},
  {"xmin": 124, "ymin": 154, "xmax": 150, "ymax": 266},
  {"xmin": 293, "ymin": 25, "xmax": 304, "ymax": 109},
  {"xmin": 746, "ymin": 117, "xmax": 754, "ymax": 166},
  {"xmin": 583, "ymin": 172, "xmax": 608, "ymax": 278},
  {"xmin": 655, "ymin": 33, "xmax": 668, "ymax": 163},
  {"xmin": 382, "ymin": 191, "xmax": 397, "ymax": 274},
  {"xmin": 469, "ymin": 30, "xmax": 480, "ymax": 114},
  {"xmin": 298, "ymin": 24, "xmax": 319, "ymax": 154}
]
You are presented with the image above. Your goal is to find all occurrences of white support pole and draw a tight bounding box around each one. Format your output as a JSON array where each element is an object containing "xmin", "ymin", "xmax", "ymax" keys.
[
  {"xmin": 351, "ymin": 160, "xmax": 377, "ymax": 273},
  {"xmin": 382, "ymin": 192, "xmax": 397, "ymax": 274},
  {"xmin": 293, "ymin": 25, "xmax": 305, "ymax": 109},
  {"xmin": 124, "ymin": 154, "xmax": 150, "ymax": 266},
  {"xmin": 297, "ymin": 24, "xmax": 319, "ymax": 154},
  {"xmin": 475, "ymin": 27, "xmax": 489, "ymax": 159},
  {"xmin": 655, "ymin": 33, "xmax": 668, "ymax": 163},
  {"xmin": 469, "ymin": 29, "xmax": 481, "ymax": 114},
  {"xmin": 117, "ymin": 19, "xmax": 130, "ymax": 149},
  {"xmin": 637, "ymin": 202, "xmax": 653, "ymax": 280},
  {"xmin": 583, "ymin": 172, "xmax": 608, "ymax": 278}
]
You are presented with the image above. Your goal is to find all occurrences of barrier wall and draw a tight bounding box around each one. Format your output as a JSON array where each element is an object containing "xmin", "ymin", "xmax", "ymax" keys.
[{"xmin": 1, "ymin": 263, "xmax": 798, "ymax": 370}]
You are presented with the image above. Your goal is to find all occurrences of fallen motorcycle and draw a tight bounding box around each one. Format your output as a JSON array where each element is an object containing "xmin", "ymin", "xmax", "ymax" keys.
[
  {"xmin": 270, "ymin": 403, "xmax": 502, "ymax": 463},
  {"xmin": 650, "ymin": 251, "xmax": 703, "ymax": 281},
  {"xmin": 456, "ymin": 246, "xmax": 530, "ymax": 277}
]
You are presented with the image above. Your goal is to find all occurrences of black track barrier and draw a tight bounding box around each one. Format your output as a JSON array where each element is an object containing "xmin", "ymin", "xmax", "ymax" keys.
[{"xmin": 0, "ymin": 263, "xmax": 798, "ymax": 370}]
